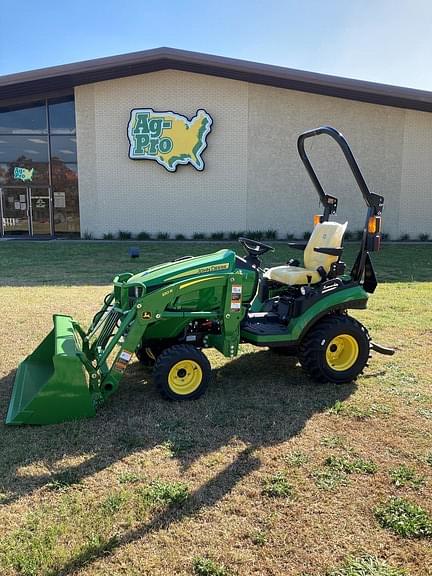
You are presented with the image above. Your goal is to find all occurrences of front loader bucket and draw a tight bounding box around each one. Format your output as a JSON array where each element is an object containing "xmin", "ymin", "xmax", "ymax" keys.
[{"xmin": 6, "ymin": 315, "xmax": 96, "ymax": 425}]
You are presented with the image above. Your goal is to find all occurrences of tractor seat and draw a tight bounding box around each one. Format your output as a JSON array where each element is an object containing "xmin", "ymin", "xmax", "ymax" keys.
[{"xmin": 264, "ymin": 221, "xmax": 347, "ymax": 286}]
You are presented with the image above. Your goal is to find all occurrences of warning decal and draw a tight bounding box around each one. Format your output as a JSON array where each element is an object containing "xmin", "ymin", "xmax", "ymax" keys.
[
  {"xmin": 114, "ymin": 350, "xmax": 133, "ymax": 372},
  {"xmin": 230, "ymin": 284, "xmax": 242, "ymax": 311}
]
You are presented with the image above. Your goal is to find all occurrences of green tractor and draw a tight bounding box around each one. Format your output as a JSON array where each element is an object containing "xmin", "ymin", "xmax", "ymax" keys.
[{"xmin": 6, "ymin": 126, "xmax": 394, "ymax": 425}]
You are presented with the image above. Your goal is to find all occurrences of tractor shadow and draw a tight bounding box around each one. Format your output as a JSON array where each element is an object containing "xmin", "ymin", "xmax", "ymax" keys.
[
  {"xmin": 0, "ymin": 350, "xmax": 356, "ymax": 501},
  {"xmin": 0, "ymin": 350, "xmax": 357, "ymax": 573}
]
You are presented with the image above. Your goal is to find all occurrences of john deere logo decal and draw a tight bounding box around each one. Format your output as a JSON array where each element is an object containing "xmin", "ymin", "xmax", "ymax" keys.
[{"xmin": 127, "ymin": 108, "xmax": 213, "ymax": 172}]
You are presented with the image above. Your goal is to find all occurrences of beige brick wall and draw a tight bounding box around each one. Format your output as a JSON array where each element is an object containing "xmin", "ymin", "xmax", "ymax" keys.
[
  {"xmin": 247, "ymin": 85, "xmax": 405, "ymax": 237},
  {"xmin": 399, "ymin": 110, "xmax": 432, "ymax": 235},
  {"xmin": 75, "ymin": 85, "xmax": 97, "ymax": 229},
  {"xmin": 75, "ymin": 70, "xmax": 432, "ymax": 239},
  {"xmin": 75, "ymin": 70, "xmax": 249, "ymax": 237}
]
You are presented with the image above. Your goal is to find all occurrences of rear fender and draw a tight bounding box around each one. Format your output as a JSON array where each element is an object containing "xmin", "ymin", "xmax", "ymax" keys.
[{"xmin": 288, "ymin": 285, "xmax": 369, "ymax": 344}]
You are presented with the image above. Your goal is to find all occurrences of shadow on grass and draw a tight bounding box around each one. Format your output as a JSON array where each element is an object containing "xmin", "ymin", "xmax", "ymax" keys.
[
  {"xmin": 0, "ymin": 351, "xmax": 357, "ymax": 500},
  {"xmin": 0, "ymin": 242, "xmax": 431, "ymax": 286},
  {"xmin": 0, "ymin": 350, "xmax": 356, "ymax": 573},
  {"xmin": 45, "ymin": 447, "xmax": 260, "ymax": 576}
]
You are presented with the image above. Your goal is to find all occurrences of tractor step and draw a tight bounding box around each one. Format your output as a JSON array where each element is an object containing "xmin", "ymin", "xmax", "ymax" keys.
[{"xmin": 241, "ymin": 312, "xmax": 288, "ymax": 336}]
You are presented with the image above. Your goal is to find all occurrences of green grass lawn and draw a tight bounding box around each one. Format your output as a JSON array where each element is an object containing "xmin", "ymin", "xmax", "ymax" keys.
[
  {"xmin": 0, "ymin": 241, "xmax": 431, "ymax": 576},
  {"xmin": 0, "ymin": 241, "xmax": 431, "ymax": 285}
]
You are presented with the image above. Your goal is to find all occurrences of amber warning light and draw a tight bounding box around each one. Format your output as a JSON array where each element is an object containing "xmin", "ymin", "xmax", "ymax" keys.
[{"xmin": 368, "ymin": 216, "xmax": 381, "ymax": 234}]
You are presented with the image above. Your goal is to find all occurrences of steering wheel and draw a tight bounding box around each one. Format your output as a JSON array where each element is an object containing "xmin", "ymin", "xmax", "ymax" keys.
[{"xmin": 238, "ymin": 237, "xmax": 275, "ymax": 257}]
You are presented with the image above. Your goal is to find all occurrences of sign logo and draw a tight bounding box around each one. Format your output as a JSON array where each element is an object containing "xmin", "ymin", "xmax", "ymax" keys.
[
  {"xmin": 35, "ymin": 198, "xmax": 46, "ymax": 209},
  {"xmin": 127, "ymin": 108, "xmax": 213, "ymax": 172},
  {"xmin": 14, "ymin": 167, "xmax": 34, "ymax": 182}
]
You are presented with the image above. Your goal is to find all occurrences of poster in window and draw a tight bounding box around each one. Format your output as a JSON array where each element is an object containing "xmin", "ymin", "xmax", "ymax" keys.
[{"xmin": 54, "ymin": 191, "xmax": 66, "ymax": 208}]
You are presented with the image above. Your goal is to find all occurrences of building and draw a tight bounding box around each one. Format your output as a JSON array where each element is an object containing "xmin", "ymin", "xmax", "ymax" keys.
[{"xmin": 1, "ymin": 47, "xmax": 431, "ymax": 239}]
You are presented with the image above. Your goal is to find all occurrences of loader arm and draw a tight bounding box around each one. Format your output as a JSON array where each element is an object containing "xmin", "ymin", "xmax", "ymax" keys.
[
  {"xmin": 98, "ymin": 270, "xmax": 245, "ymax": 398},
  {"xmin": 7, "ymin": 268, "xmax": 246, "ymax": 424}
]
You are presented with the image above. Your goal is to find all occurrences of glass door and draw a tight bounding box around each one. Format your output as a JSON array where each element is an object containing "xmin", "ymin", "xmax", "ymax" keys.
[
  {"xmin": 0, "ymin": 187, "xmax": 30, "ymax": 236},
  {"xmin": 29, "ymin": 187, "xmax": 52, "ymax": 236}
]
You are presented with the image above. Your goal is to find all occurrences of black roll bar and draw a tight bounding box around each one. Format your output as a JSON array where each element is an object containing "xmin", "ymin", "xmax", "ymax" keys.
[{"xmin": 297, "ymin": 125, "xmax": 384, "ymax": 220}]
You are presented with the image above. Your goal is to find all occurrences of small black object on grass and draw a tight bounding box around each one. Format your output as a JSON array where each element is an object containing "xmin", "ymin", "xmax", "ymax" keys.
[{"xmin": 128, "ymin": 247, "xmax": 140, "ymax": 259}]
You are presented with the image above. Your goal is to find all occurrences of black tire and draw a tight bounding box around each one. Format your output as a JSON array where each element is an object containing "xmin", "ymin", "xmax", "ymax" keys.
[
  {"xmin": 299, "ymin": 315, "xmax": 370, "ymax": 384},
  {"xmin": 154, "ymin": 344, "xmax": 212, "ymax": 401},
  {"xmin": 136, "ymin": 346, "xmax": 158, "ymax": 366}
]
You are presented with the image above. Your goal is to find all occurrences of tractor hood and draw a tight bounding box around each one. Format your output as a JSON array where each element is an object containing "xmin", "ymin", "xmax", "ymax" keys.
[{"xmin": 127, "ymin": 249, "xmax": 236, "ymax": 288}]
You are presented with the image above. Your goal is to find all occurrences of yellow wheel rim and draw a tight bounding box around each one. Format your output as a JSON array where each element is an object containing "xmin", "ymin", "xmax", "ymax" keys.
[
  {"xmin": 168, "ymin": 360, "xmax": 203, "ymax": 395},
  {"xmin": 325, "ymin": 334, "xmax": 359, "ymax": 371}
]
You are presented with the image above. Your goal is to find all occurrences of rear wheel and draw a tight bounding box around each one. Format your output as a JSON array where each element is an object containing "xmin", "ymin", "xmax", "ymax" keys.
[
  {"xmin": 299, "ymin": 315, "xmax": 370, "ymax": 383},
  {"xmin": 154, "ymin": 344, "xmax": 211, "ymax": 400}
]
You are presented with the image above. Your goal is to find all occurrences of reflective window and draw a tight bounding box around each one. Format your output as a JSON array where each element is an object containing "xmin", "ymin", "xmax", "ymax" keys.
[
  {"xmin": 48, "ymin": 98, "xmax": 76, "ymax": 134},
  {"xmin": 0, "ymin": 97, "xmax": 80, "ymax": 236},
  {"xmin": 52, "ymin": 162, "xmax": 79, "ymax": 233},
  {"xmin": 50, "ymin": 135, "xmax": 77, "ymax": 162},
  {"xmin": 1, "ymin": 188, "xmax": 30, "ymax": 235},
  {"xmin": 51, "ymin": 159, "xmax": 77, "ymax": 187},
  {"xmin": 0, "ymin": 102, "xmax": 47, "ymax": 134},
  {"xmin": 0, "ymin": 135, "xmax": 49, "ymax": 163},
  {"xmin": 0, "ymin": 162, "xmax": 49, "ymax": 186},
  {"xmin": 0, "ymin": 135, "xmax": 49, "ymax": 185}
]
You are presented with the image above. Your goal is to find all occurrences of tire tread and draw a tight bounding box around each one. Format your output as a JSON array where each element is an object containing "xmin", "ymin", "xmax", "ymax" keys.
[
  {"xmin": 299, "ymin": 314, "xmax": 370, "ymax": 384},
  {"xmin": 154, "ymin": 344, "xmax": 211, "ymax": 400}
]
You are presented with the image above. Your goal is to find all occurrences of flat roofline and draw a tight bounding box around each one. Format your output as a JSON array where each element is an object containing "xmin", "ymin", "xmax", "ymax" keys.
[{"xmin": 1, "ymin": 47, "xmax": 432, "ymax": 112}]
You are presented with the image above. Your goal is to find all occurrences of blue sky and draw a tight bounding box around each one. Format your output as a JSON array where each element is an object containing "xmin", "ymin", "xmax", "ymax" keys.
[{"xmin": 1, "ymin": 0, "xmax": 431, "ymax": 90}]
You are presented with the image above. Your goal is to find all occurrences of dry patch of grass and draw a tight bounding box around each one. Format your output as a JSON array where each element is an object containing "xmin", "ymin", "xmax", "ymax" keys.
[{"xmin": 0, "ymin": 243, "xmax": 431, "ymax": 575}]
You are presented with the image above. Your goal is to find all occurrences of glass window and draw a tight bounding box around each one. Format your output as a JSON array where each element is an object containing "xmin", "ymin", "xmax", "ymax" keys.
[
  {"xmin": 1, "ymin": 188, "xmax": 30, "ymax": 235},
  {"xmin": 0, "ymin": 162, "xmax": 49, "ymax": 186},
  {"xmin": 0, "ymin": 97, "xmax": 80, "ymax": 236},
  {"xmin": 0, "ymin": 101, "xmax": 47, "ymax": 134},
  {"xmin": 51, "ymin": 158, "xmax": 77, "ymax": 187},
  {"xmin": 0, "ymin": 135, "xmax": 49, "ymax": 163},
  {"xmin": 52, "ymin": 163, "xmax": 80, "ymax": 234},
  {"xmin": 48, "ymin": 98, "xmax": 76, "ymax": 134},
  {"xmin": 50, "ymin": 135, "xmax": 77, "ymax": 162},
  {"xmin": 0, "ymin": 135, "xmax": 49, "ymax": 185}
]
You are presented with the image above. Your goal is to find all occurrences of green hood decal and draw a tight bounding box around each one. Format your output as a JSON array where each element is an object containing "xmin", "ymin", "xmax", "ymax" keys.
[{"xmin": 127, "ymin": 249, "xmax": 236, "ymax": 287}]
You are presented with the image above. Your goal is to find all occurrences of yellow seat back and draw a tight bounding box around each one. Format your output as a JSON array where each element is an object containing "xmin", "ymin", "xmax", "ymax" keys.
[{"xmin": 303, "ymin": 221, "xmax": 347, "ymax": 273}]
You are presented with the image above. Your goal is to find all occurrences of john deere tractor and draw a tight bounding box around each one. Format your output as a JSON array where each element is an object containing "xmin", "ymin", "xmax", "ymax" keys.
[{"xmin": 6, "ymin": 126, "xmax": 394, "ymax": 425}]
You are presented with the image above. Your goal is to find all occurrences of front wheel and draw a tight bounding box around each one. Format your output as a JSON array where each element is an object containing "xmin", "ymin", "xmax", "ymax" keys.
[
  {"xmin": 154, "ymin": 344, "xmax": 212, "ymax": 400},
  {"xmin": 299, "ymin": 315, "xmax": 370, "ymax": 384}
]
